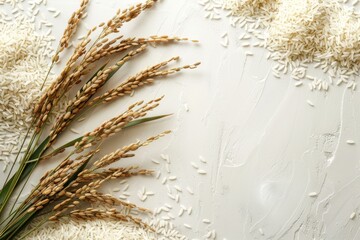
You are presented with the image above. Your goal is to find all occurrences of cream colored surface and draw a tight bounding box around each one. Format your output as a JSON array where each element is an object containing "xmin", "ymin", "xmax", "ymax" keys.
[{"xmin": 6, "ymin": 0, "xmax": 360, "ymax": 239}]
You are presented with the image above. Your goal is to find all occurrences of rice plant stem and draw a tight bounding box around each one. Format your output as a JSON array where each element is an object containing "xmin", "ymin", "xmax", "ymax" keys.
[
  {"xmin": 0, "ymin": 209, "xmax": 36, "ymax": 240},
  {"xmin": 15, "ymin": 148, "xmax": 77, "ymax": 215},
  {"xmin": 16, "ymin": 218, "xmax": 47, "ymax": 240},
  {"xmin": 0, "ymin": 149, "xmax": 77, "ymax": 237},
  {"xmin": 7, "ymin": 130, "xmax": 45, "ymax": 216},
  {"xmin": 72, "ymin": 101, "xmax": 101, "ymax": 122},
  {"xmin": 0, "ymin": 138, "xmax": 43, "ymax": 231},
  {"xmin": 0, "ymin": 131, "xmax": 38, "ymax": 216},
  {"xmin": 1, "ymin": 124, "xmax": 33, "ymax": 190},
  {"xmin": 0, "ymin": 42, "xmax": 58, "ymax": 216},
  {"xmin": 40, "ymin": 61, "xmax": 55, "ymax": 90}
]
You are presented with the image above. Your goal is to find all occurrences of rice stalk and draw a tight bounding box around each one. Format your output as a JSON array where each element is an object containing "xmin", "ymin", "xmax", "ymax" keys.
[{"xmin": 0, "ymin": 0, "xmax": 200, "ymax": 239}]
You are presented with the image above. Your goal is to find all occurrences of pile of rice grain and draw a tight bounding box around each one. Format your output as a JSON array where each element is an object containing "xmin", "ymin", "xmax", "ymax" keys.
[
  {"xmin": 225, "ymin": 0, "xmax": 279, "ymax": 21},
  {"xmin": 21, "ymin": 219, "xmax": 187, "ymax": 240},
  {"xmin": 201, "ymin": 0, "xmax": 360, "ymax": 91},
  {"xmin": 0, "ymin": 18, "xmax": 54, "ymax": 169}
]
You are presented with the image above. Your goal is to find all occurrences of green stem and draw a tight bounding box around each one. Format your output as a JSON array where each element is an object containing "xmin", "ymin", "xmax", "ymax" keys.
[
  {"xmin": 0, "ymin": 132, "xmax": 37, "ymax": 217},
  {"xmin": 0, "ymin": 200, "xmax": 32, "ymax": 230},
  {"xmin": 6, "ymin": 55, "xmax": 56, "ymax": 182},
  {"xmin": 7, "ymin": 130, "xmax": 45, "ymax": 217},
  {"xmin": 71, "ymin": 101, "xmax": 100, "ymax": 122},
  {"xmin": 1, "ymin": 124, "xmax": 34, "ymax": 191},
  {"xmin": 0, "ymin": 136, "xmax": 49, "ymax": 227},
  {"xmin": 10, "ymin": 148, "xmax": 77, "ymax": 224},
  {"xmin": 0, "ymin": 137, "xmax": 38, "ymax": 223},
  {"xmin": 0, "ymin": 53, "xmax": 57, "ymax": 218},
  {"xmin": 0, "ymin": 210, "xmax": 36, "ymax": 240},
  {"xmin": 16, "ymin": 218, "xmax": 48, "ymax": 240},
  {"xmin": 0, "ymin": 150, "xmax": 78, "ymax": 239},
  {"xmin": 40, "ymin": 61, "xmax": 55, "ymax": 91}
]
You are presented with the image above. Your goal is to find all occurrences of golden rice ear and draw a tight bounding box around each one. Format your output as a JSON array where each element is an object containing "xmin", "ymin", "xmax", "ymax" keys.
[
  {"xmin": 1, "ymin": 0, "xmax": 201, "ymax": 238},
  {"xmin": 57, "ymin": 0, "xmax": 90, "ymax": 55}
]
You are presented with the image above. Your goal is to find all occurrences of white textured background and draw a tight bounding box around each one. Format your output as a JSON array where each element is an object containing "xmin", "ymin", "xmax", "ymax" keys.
[{"xmin": 12, "ymin": 0, "xmax": 360, "ymax": 239}]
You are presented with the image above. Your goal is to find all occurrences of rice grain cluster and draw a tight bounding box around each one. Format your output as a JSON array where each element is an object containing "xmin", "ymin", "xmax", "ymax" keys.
[
  {"xmin": 0, "ymin": 18, "xmax": 54, "ymax": 168},
  {"xmin": 200, "ymin": 0, "xmax": 360, "ymax": 91},
  {"xmin": 22, "ymin": 219, "xmax": 187, "ymax": 240}
]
